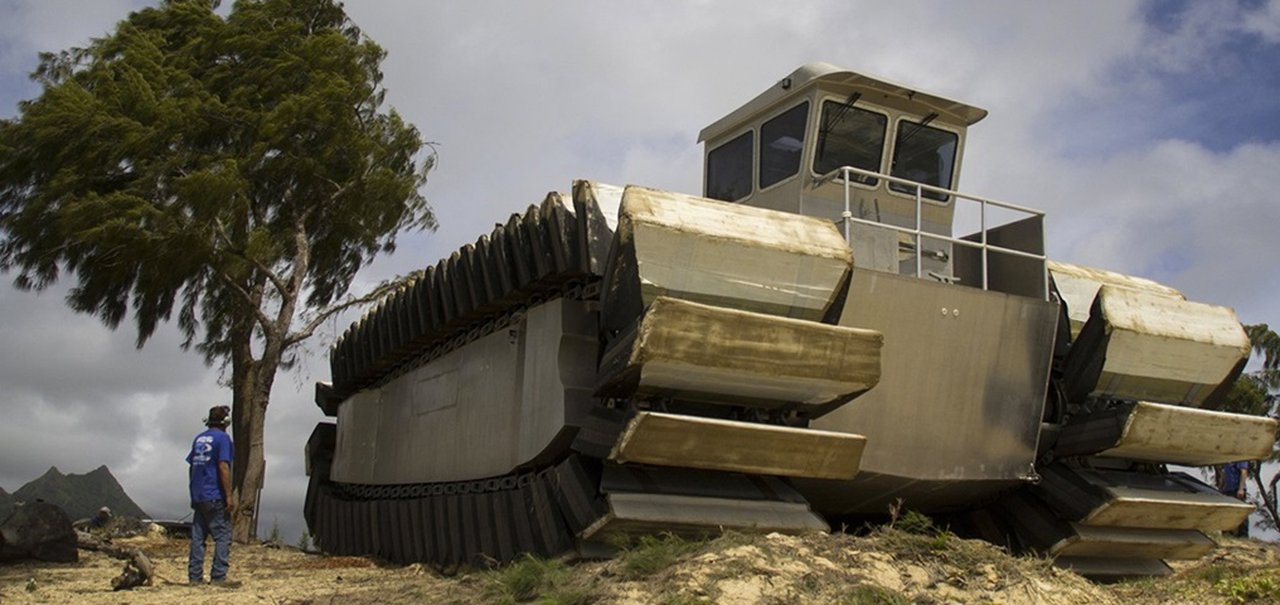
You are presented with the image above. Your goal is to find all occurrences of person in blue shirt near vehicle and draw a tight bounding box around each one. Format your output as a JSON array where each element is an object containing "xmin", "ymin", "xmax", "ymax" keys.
[
  {"xmin": 1219, "ymin": 460, "xmax": 1251, "ymax": 538},
  {"xmin": 187, "ymin": 405, "xmax": 236, "ymax": 584}
]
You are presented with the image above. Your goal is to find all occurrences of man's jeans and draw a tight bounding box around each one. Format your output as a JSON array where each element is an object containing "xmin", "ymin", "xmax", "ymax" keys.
[{"xmin": 189, "ymin": 499, "xmax": 231, "ymax": 582}]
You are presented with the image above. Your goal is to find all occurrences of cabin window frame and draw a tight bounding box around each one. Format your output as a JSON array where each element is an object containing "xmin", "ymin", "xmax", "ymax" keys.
[
  {"xmin": 704, "ymin": 128, "xmax": 755, "ymax": 203},
  {"xmin": 757, "ymin": 100, "xmax": 810, "ymax": 192},
  {"xmin": 809, "ymin": 95, "xmax": 891, "ymax": 192},
  {"xmin": 885, "ymin": 115, "xmax": 962, "ymax": 205}
]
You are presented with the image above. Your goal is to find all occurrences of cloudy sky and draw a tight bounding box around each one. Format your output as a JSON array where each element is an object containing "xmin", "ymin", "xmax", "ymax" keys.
[{"xmin": 2, "ymin": 0, "xmax": 1279, "ymax": 542}]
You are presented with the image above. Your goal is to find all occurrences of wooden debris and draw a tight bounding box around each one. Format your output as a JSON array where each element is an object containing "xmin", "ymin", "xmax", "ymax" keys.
[{"xmin": 76, "ymin": 531, "xmax": 154, "ymax": 590}]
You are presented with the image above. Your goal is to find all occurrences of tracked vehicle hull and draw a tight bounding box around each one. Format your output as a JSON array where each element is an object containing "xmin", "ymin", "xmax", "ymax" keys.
[
  {"xmin": 307, "ymin": 63, "xmax": 1275, "ymax": 577},
  {"xmin": 305, "ymin": 183, "xmax": 1271, "ymax": 577}
]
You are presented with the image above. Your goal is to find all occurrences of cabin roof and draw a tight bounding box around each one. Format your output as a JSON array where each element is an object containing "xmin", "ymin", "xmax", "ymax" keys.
[{"xmin": 698, "ymin": 62, "xmax": 989, "ymax": 144}]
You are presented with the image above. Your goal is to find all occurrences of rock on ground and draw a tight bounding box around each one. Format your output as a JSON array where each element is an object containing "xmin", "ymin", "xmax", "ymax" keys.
[{"xmin": 0, "ymin": 501, "xmax": 77, "ymax": 564}]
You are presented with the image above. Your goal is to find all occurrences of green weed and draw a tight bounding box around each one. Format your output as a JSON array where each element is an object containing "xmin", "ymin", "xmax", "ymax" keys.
[
  {"xmin": 840, "ymin": 584, "xmax": 911, "ymax": 605},
  {"xmin": 617, "ymin": 533, "xmax": 704, "ymax": 579},
  {"xmin": 1215, "ymin": 569, "xmax": 1280, "ymax": 603}
]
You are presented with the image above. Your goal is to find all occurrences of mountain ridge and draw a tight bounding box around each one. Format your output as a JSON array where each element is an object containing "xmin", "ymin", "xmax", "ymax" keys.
[{"xmin": 0, "ymin": 465, "xmax": 147, "ymax": 521}]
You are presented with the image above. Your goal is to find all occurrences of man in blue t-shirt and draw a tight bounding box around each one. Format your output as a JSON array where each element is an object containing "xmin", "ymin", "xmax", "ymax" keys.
[
  {"xmin": 186, "ymin": 405, "xmax": 235, "ymax": 584},
  {"xmin": 1220, "ymin": 460, "xmax": 1251, "ymax": 538}
]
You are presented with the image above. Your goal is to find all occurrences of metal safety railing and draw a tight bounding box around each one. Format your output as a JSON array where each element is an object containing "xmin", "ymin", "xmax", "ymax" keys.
[{"xmin": 814, "ymin": 165, "xmax": 1049, "ymax": 301}]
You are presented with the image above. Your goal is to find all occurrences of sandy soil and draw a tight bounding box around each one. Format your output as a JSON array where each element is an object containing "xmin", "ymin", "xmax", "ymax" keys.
[
  {"xmin": 0, "ymin": 534, "xmax": 473, "ymax": 605},
  {"xmin": 2, "ymin": 529, "xmax": 1279, "ymax": 604}
]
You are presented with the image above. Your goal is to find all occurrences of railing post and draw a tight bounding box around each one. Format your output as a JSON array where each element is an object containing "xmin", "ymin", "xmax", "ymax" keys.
[
  {"xmin": 981, "ymin": 199, "xmax": 989, "ymax": 290},
  {"xmin": 915, "ymin": 184, "xmax": 923, "ymax": 279},
  {"xmin": 842, "ymin": 168, "xmax": 852, "ymax": 243}
]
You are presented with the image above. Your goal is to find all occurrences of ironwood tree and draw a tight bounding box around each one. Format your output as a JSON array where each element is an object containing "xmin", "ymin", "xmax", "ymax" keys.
[{"xmin": 0, "ymin": 0, "xmax": 435, "ymax": 541}]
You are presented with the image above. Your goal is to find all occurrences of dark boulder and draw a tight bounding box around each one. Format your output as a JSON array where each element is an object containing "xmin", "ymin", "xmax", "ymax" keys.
[{"xmin": 0, "ymin": 501, "xmax": 78, "ymax": 563}]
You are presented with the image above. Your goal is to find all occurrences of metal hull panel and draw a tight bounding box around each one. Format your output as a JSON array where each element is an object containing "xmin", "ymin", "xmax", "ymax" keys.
[
  {"xmin": 330, "ymin": 298, "xmax": 598, "ymax": 484},
  {"xmin": 807, "ymin": 269, "xmax": 1056, "ymax": 512}
]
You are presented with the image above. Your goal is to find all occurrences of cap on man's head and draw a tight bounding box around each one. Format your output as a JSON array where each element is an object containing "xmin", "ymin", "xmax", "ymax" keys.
[
  {"xmin": 99, "ymin": 506, "xmax": 111, "ymax": 515},
  {"xmin": 205, "ymin": 405, "xmax": 231, "ymax": 427}
]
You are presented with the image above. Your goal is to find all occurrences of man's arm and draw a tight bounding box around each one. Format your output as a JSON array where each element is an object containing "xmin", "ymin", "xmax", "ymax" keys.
[
  {"xmin": 218, "ymin": 460, "xmax": 235, "ymax": 514},
  {"xmin": 1239, "ymin": 464, "xmax": 1249, "ymax": 499}
]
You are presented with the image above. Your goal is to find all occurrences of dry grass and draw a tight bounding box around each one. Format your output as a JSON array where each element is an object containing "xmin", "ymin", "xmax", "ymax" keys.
[{"xmin": 2, "ymin": 525, "xmax": 1278, "ymax": 604}]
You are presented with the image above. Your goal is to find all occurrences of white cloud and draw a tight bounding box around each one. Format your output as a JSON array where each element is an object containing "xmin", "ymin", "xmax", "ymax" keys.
[{"xmin": 1243, "ymin": 0, "xmax": 1280, "ymax": 42}]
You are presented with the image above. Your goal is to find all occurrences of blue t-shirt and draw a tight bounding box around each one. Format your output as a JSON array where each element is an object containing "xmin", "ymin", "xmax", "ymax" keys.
[
  {"xmin": 186, "ymin": 428, "xmax": 233, "ymax": 504},
  {"xmin": 1222, "ymin": 460, "xmax": 1250, "ymax": 493}
]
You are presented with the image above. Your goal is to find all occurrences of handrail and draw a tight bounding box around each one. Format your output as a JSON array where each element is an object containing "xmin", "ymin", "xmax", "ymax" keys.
[{"xmin": 814, "ymin": 165, "xmax": 1049, "ymax": 300}]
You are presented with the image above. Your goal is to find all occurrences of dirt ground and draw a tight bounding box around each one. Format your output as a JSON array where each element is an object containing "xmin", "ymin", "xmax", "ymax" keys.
[{"xmin": 2, "ymin": 527, "xmax": 1279, "ymax": 604}]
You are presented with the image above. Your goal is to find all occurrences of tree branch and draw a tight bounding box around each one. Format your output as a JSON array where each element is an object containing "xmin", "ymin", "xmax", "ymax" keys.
[
  {"xmin": 285, "ymin": 273, "xmax": 416, "ymax": 348},
  {"xmin": 212, "ymin": 218, "xmax": 290, "ymax": 297},
  {"xmin": 212, "ymin": 268, "xmax": 275, "ymax": 333}
]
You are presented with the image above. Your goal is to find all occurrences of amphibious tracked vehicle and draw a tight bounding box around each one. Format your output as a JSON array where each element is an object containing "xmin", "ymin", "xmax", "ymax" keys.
[{"xmin": 304, "ymin": 63, "xmax": 1276, "ymax": 578}]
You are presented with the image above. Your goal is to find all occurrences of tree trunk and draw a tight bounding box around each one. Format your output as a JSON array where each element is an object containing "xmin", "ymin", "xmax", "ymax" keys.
[
  {"xmin": 228, "ymin": 310, "xmax": 258, "ymax": 543},
  {"xmin": 1257, "ymin": 470, "xmax": 1280, "ymax": 531},
  {"xmin": 228, "ymin": 332, "xmax": 289, "ymax": 543},
  {"xmin": 226, "ymin": 223, "xmax": 308, "ymax": 544},
  {"xmin": 231, "ymin": 384, "xmax": 268, "ymax": 543}
]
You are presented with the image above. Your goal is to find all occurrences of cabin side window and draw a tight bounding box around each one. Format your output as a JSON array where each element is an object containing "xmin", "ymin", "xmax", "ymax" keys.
[
  {"xmin": 813, "ymin": 100, "xmax": 887, "ymax": 185},
  {"xmin": 889, "ymin": 120, "xmax": 958, "ymax": 202},
  {"xmin": 705, "ymin": 131, "xmax": 754, "ymax": 202},
  {"xmin": 758, "ymin": 102, "xmax": 809, "ymax": 190}
]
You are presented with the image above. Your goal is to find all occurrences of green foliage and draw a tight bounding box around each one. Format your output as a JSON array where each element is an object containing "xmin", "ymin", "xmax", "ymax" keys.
[
  {"xmin": 1213, "ymin": 324, "xmax": 1280, "ymax": 417},
  {"xmin": 0, "ymin": 0, "xmax": 435, "ymax": 538},
  {"xmin": 1221, "ymin": 374, "xmax": 1275, "ymax": 417},
  {"xmin": 1245, "ymin": 324, "xmax": 1280, "ymax": 372},
  {"xmin": 890, "ymin": 509, "xmax": 938, "ymax": 536},
  {"xmin": 267, "ymin": 517, "xmax": 282, "ymax": 546},
  {"xmin": 0, "ymin": 0, "xmax": 435, "ymax": 355},
  {"xmin": 1215, "ymin": 569, "xmax": 1280, "ymax": 603},
  {"xmin": 840, "ymin": 585, "xmax": 910, "ymax": 605},
  {"xmin": 616, "ymin": 533, "xmax": 704, "ymax": 579},
  {"xmin": 296, "ymin": 530, "xmax": 312, "ymax": 551},
  {"xmin": 883, "ymin": 507, "xmax": 952, "ymax": 551},
  {"xmin": 483, "ymin": 554, "xmax": 593, "ymax": 605}
]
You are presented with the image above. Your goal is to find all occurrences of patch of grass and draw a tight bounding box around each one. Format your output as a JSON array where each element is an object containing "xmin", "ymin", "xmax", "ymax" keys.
[
  {"xmin": 1188, "ymin": 563, "xmax": 1244, "ymax": 585},
  {"xmin": 617, "ymin": 533, "xmax": 705, "ymax": 579},
  {"xmin": 839, "ymin": 585, "xmax": 910, "ymax": 605},
  {"xmin": 891, "ymin": 509, "xmax": 939, "ymax": 535},
  {"xmin": 1216, "ymin": 569, "xmax": 1280, "ymax": 603},
  {"xmin": 267, "ymin": 516, "xmax": 283, "ymax": 547},
  {"xmin": 880, "ymin": 508, "xmax": 954, "ymax": 554},
  {"xmin": 870, "ymin": 520, "xmax": 1052, "ymax": 584},
  {"xmin": 483, "ymin": 554, "xmax": 594, "ymax": 604},
  {"xmin": 875, "ymin": 524, "xmax": 952, "ymax": 555}
]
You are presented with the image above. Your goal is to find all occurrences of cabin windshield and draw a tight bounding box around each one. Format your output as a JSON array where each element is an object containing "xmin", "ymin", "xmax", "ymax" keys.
[
  {"xmin": 889, "ymin": 120, "xmax": 957, "ymax": 202},
  {"xmin": 813, "ymin": 100, "xmax": 887, "ymax": 186}
]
